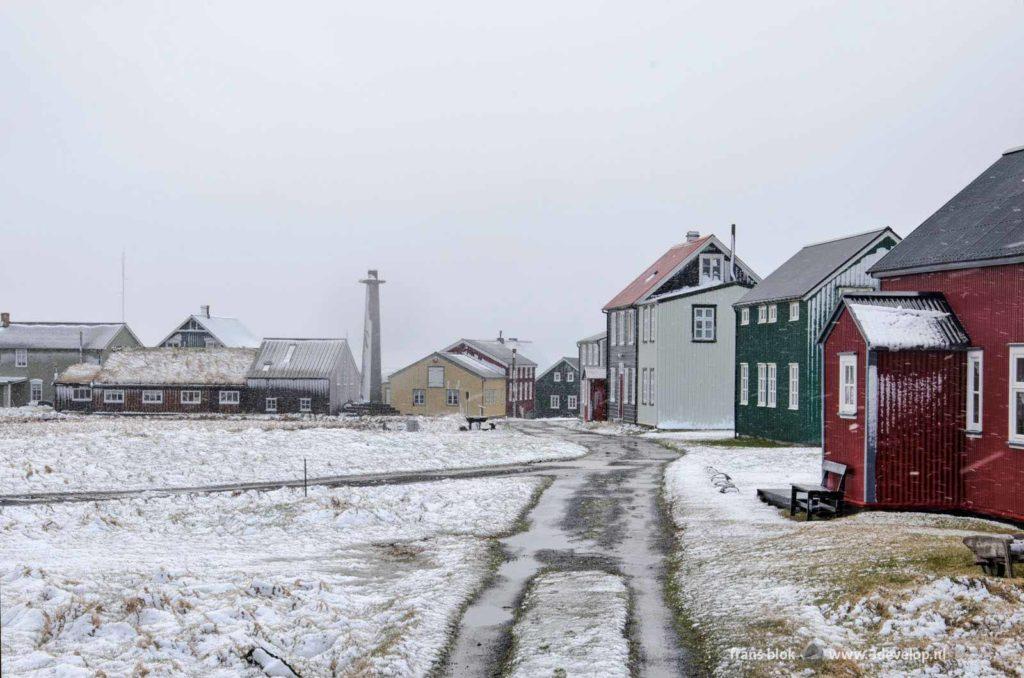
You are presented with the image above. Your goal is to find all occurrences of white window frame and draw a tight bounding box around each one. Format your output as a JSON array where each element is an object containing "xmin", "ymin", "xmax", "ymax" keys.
[
  {"xmin": 767, "ymin": 363, "xmax": 777, "ymax": 408},
  {"xmin": 219, "ymin": 390, "xmax": 240, "ymax": 405},
  {"xmin": 265, "ymin": 397, "xmax": 278, "ymax": 413},
  {"xmin": 739, "ymin": 363, "xmax": 749, "ymax": 406},
  {"xmin": 966, "ymin": 350, "xmax": 983, "ymax": 433},
  {"xmin": 71, "ymin": 387, "xmax": 92, "ymax": 402},
  {"xmin": 757, "ymin": 363, "xmax": 766, "ymax": 407},
  {"xmin": 550, "ymin": 394, "xmax": 560, "ymax": 410},
  {"xmin": 180, "ymin": 390, "xmax": 201, "ymax": 405},
  {"xmin": 630, "ymin": 367, "xmax": 637, "ymax": 405},
  {"xmin": 567, "ymin": 371, "xmax": 574, "ymax": 383},
  {"xmin": 567, "ymin": 395, "xmax": 578, "ymax": 410},
  {"xmin": 1010, "ymin": 346, "xmax": 1024, "ymax": 445},
  {"xmin": 641, "ymin": 368, "xmax": 648, "ymax": 405},
  {"xmin": 650, "ymin": 305, "xmax": 657, "ymax": 342},
  {"xmin": 609, "ymin": 367, "xmax": 617, "ymax": 403},
  {"xmin": 649, "ymin": 368, "xmax": 655, "ymax": 406},
  {"xmin": 29, "ymin": 379, "xmax": 42, "ymax": 403},
  {"xmin": 788, "ymin": 363, "xmax": 799, "ymax": 411},
  {"xmin": 758, "ymin": 306, "xmax": 767, "ymax": 324},
  {"xmin": 484, "ymin": 389, "xmax": 497, "ymax": 405},
  {"xmin": 446, "ymin": 389, "xmax": 459, "ymax": 406},
  {"xmin": 610, "ymin": 313, "xmax": 617, "ymax": 347},
  {"xmin": 300, "ymin": 397, "xmax": 312, "ymax": 412},
  {"xmin": 104, "ymin": 389, "xmax": 125, "ymax": 404},
  {"xmin": 427, "ymin": 365, "xmax": 445, "ymax": 388},
  {"xmin": 699, "ymin": 253, "xmax": 724, "ymax": 283},
  {"xmin": 740, "ymin": 308, "xmax": 749, "ymax": 326},
  {"xmin": 553, "ymin": 372, "xmax": 561, "ymax": 382},
  {"xmin": 142, "ymin": 390, "xmax": 163, "ymax": 404},
  {"xmin": 768, "ymin": 305, "xmax": 778, "ymax": 323},
  {"xmin": 839, "ymin": 354, "xmax": 858, "ymax": 417},
  {"xmin": 627, "ymin": 310, "xmax": 635, "ymax": 345},
  {"xmin": 413, "ymin": 389, "xmax": 426, "ymax": 406},
  {"xmin": 693, "ymin": 306, "xmax": 716, "ymax": 342},
  {"xmin": 14, "ymin": 348, "xmax": 28, "ymax": 368},
  {"xmin": 789, "ymin": 301, "xmax": 800, "ymax": 322}
]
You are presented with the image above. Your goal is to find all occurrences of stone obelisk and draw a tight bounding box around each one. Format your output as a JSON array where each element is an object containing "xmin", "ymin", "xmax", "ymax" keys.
[{"xmin": 359, "ymin": 269, "xmax": 385, "ymax": 403}]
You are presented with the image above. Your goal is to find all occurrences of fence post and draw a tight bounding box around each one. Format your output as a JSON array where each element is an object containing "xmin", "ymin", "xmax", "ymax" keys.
[{"xmin": 303, "ymin": 458, "xmax": 308, "ymax": 497}]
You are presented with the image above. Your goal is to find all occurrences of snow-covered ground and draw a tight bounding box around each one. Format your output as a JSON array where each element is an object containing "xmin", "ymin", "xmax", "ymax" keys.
[
  {"xmin": 1, "ymin": 476, "xmax": 545, "ymax": 676},
  {"xmin": 664, "ymin": 444, "xmax": 1024, "ymax": 676},
  {"xmin": 507, "ymin": 571, "xmax": 630, "ymax": 678},
  {"xmin": 0, "ymin": 416, "xmax": 585, "ymax": 493}
]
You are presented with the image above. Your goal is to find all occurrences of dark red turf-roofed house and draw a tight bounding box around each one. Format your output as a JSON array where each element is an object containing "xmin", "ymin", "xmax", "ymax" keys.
[
  {"xmin": 820, "ymin": 145, "xmax": 1024, "ymax": 523},
  {"xmin": 819, "ymin": 293, "xmax": 971, "ymax": 510}
]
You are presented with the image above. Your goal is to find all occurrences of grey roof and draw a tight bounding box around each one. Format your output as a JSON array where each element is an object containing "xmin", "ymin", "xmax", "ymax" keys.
[
  {"xmin": 445, "ymin": 339, "xmax": 538, "ymax": 368},
  {"xmin": 248, "ymin": 339, "xmax": 351, "ymax": 379},
  {"xmin": 577, "ymin": 331, "xmax": 606, "ymax": 344},
  {"xmin": 565, "ymin": 357, "xmax": 580, "ymax": 370},
  {"xmin": 440, "ymin": 352, "xmax": 507, "ymax": 379},
  {"xmin": 0, "ymin": 322, "xmax": 136, "ymax": 350},
  {"xmin": 872, "ymin": 148, "xmax": 1024, "ymax": 275},
  {"xmin": 818, "ymin": 292, "xmax": 970, "ymax": 351},
  {"xmin": 158, "ymin": 314, "xmax": 261, "ymax": 348},
  {"xmin": 737, "ymin": 229, "xmax": 896, "ymax": 305},
  {"xmin": 538, "ymin": 357, "xmax": 580, "ymax": 380}
]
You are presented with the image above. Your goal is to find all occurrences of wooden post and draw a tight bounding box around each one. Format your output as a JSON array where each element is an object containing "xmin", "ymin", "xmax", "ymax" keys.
[{"xmin": 303, "ymin": 458, "xmax": 307, "ymax": 497}]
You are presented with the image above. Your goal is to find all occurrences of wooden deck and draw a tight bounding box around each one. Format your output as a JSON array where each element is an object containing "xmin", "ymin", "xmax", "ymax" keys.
[{"xmin": 756, "ymin": 488, "xmax": 791, "ymax": 510}]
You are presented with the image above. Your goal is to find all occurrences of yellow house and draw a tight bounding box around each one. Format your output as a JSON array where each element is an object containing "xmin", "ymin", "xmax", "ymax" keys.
[{"xmin": 389, "ymin": 352, "xmax": 507, "ymax": 417}]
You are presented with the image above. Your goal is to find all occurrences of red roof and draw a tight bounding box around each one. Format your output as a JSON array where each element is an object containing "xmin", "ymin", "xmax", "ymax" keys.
[{"xmin": 603, "ymin": 236, "xmax": 711, "ymax": 310}]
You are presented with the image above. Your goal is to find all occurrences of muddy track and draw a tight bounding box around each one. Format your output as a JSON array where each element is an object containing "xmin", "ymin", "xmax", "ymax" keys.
[{"xmin": 441, "ymin": 422, "xmax": 697, "ymax": 677}]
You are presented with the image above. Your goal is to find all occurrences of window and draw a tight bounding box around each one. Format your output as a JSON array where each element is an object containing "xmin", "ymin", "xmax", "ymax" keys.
[
  {"xmin": 966, "ymin": 350, "xmax": 983, "ymax": 433},
  {"xmin": 553, "ymin": 372, "xmax": 561, "ymax": 382},
  {"xmin": 839, "ymin": 354, "xmax": 857, "ymax": 416},
  {"xmin": 550, "ymin": 394, "xmax": 560, "ymax": 409},
  {"xmin": 789, "ymin": 302, "xmax": 800, "ymax": 322},
  {"xmin": 767, "ymin": 363, "xmax": 777, "ymax": 408},
  {"xmin": 768, "ymin": 305, "xmax": 778, "ymax": 323},
  {"xmin": 788, "ymin": 363, "xmax": 799, "ymax": 410},
  {"xmin": 219, "ymin": 390, "xmax": 240, "ymax": 405},
  {"xmin": 300, "ymin": 397, "xmax": 312, "ymax": 412},
  {"xmin": 741, "ymin": 308, "xmax": 749, "ymax": 326},
  {"xmin": 629, "ymin": 367, "xmax": 637, "ymax": 405},
  {"xmin": 427, "ymin": 365, "xmax": 445, "ymax": 388},
  {"xmin": 693, "ymin": 306, "xmax": 716, "ymax": 342},
  {"xmin": 72, "ymin": 387, "xmax": 92, "ymax": 402},
  {"xmin": 261, "ymin": 362, "xmax": 271, "ymax": 372},
  {"xmin": 649, "ymin": 369, "xmax": 655, "ymax": 406},
  {"xmin": 29, "ymin": 379, "xmax": 42, "ymax": 403},
  {"xmin": 650, "ymin": 306, "xmax": 657, "ymax": 342},
  {"xmin": 484, "ymin": 389, "xmax": 497, "ymax": 405},
  {"xmin": 104, "ymin": 390, "xmax": 125, "ymax": 404},
  {"xmin": 266, "ymin": 397, "xmax": 278, "ymax": 413},
  {"xmin": 641, "ymin": 368, "xmax": 648, "ymax": 405},
  {"xmin": 610, "ymin": 313, "xmax": 617, "ymax": 346},
  {"xmin": 446, "ymin": 389, "xmax": 459, "ymax": 406},
  {"xmin": 15, "ymin": 348, "xmax": 28, "ymax": 367},
  {"xmin": 282, "ymin": 344, "xmax": 296, "ymax": 365},
  {"xmin": 757, "ymin": 363, "xmax": 766, "ymax": 407},
  {"xmin": 739, "ymin": 363, "xmax": 749, "ymax": 405},
  {"xmin": 181, "ymin": 390, "xmax": 201, "ymax": 405},
  {"xmin": 143, "ymin": 390, "xmax": 163, "ymax": 404},
  {"xmin": 758, "ymin": 306, "xmax": 767, "ymax": 324},
  {"xmin": 619, "ymin": 311, "xmax": 626, "ymax": 346},
  {"xmin": 699, "ymin": 253, "xmax": 724, "ymax": 283},
  {"xmin": 627, "ymin": 310, "xmax": 635, "ymax": 345},
  {"xmin": 567, "ymin": 371, "xmax": 574, "ymax": 382},
  {"xmin": 1010, "ymin": 347, "xmax": 1024, "ymax": 444},
  {"xmin": 412, "ymin": 389, "xmax": 425, "ymax": 406},
  {"xmin": 609, "ymin": 367, "xmax": 617, "ymax": 403},
  {"xmin": 567, "ymin": 395, "xmax": 578, "ymax": 410}
]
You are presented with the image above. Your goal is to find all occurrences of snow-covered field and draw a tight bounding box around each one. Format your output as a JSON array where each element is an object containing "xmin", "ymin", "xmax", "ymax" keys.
[
  {"xmin": 665, "ymin": 444, "xmax": 1024, "ymax": 676},
  {"xmin": 1, "ymin": 476, "xmax": 545, "ymax": 676},
  {"xmin": 0, "ymin": 416, "xmax": 585, "ymax": 494},
  {"xmin": 507, "ymin": 571, "xmax": 630, "ymax": 678}
]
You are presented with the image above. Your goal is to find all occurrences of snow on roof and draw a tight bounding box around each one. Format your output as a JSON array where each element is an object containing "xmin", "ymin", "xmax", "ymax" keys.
[
  {"xmin": 441, "ymin": 352, "xmax": 506, "ymax": 379},
  {"xmin": 445, "ymin": 339, "xmax": 538, "ymax": 368},
  {"xmin": 197, "ymin": 316, "xmax": 261, "ymax": 348},
  {"xmin": 577, "ymin": 331, "xmax": 606, "ymax": 344},
  {"xmin": 0, "ymin": 323, "xmax": 132, "ymax": 350},
  {"xmin": 57, "ymin": 363, "xmax": 103, "ymax": 383},
  {"xmin": 823, "ymin": 293, "xmax": 970, "ymax": 351},
  {"xmin": 93, "ymin": 348, "xmax": 258, "ymax": 385}
]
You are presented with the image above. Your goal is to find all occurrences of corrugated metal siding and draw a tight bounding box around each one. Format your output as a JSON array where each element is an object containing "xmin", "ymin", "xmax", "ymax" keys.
[
  {"xmin": 656, "ymin": 285, "xmax": 744, "ymax": 429},
  {"xmin": 883, "ymin": 264, "xmax": 1024, "ymax": 522},
  {"xmin": 637, "ymin": 304, "xmax": 658, "ymax": 426},
  {"xmin": 822, "ymin": 311, "xmax": 868, "ymax": 505},
  {"xmin": 606, "ymin": 312, "xmax": 637, "ymax": 423},
  {"xmin": 875, "ymin": 351, "xmax": 964, "ymax": 509}
]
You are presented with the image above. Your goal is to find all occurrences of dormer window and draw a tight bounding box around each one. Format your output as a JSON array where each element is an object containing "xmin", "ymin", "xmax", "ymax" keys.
[
  {"xmin": 262, "ymin": 361, "xmax": 271, "ymax": 372},
  {"xmin": 699, "ymin": 254, "xmax": 724, "ymax": 283},
  {"xmin": 283, "ymin": 344, "xmax": 296, "ymax": 365}
]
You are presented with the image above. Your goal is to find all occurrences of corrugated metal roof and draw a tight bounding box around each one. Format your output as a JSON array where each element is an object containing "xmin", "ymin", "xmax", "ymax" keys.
[
  {"xmin": 603, "ymin": 237, "xmax": 711, "ymax": 310},
  {"xmin": 538, "ymin": 357, "xmax": 580, "ymax": 381},
  {"xmin": 446, "ymin": 339, "xmax": 538, "ymax": 368},
  {"xmin": 91, "ymin": 348, "xmax": 257, "ymax": 385},
  {"xmin": 441, "ymin": 352, "xmax": 506, "ymax": 379},
  {"xmin": 577, "ymin": 331, "xmax": 606, "ymax": 344},
  {"xmin": 871, "ymin": 148, "xmax": 1024, "ymax": 275},
  {"xmin": 0, "ymin": 323, "xmax": 134, "ymax": 350},
  {"xmin": 738, "ymin": 228, "xmax": 896, "ymax": 305},
  {"xmin": 820, "ymin": 292, "xmax": 970, "ymax": 351},
  {"xmin": 247, "ymin": 339, "xmax": 350, "ymax": 379}
]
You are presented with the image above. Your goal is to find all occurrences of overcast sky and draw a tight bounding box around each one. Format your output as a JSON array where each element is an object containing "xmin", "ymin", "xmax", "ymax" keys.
[{"xmin": 2, "ymin": 1, "xmax": 1023, "ymax": 373}]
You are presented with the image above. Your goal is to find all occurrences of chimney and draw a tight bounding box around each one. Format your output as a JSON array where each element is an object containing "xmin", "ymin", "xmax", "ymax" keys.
[
  {"xmin": 0, "ymin": 312, "xmax": 8, "ymax": 328},
  {"xmin": 686, "ymin": 230, "xmax": 700, "ymax": 243},
  {"xmin": 497, "ymin": 330, "xmax": 505, "ymax": 344},
  {"xmin": 730, "ymin": 223, "xmax": 736, "ymax": 282},
  {"xmin": 200, "ymin": 305, "xmax": 211, "ymax": 318}
]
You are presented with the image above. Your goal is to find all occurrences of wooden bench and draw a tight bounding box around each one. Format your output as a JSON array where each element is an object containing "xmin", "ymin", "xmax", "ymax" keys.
[
  {"xmin": 790, "ymin": 460, "xmax": 847, "ymax": 521},
  {"xmin": 963, "ymin": 534, "xmax": 1024, "ymax": 577}
]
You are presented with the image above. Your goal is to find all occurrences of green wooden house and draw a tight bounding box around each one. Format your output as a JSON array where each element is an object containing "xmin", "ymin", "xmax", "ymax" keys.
[{"xmin": 733, "ymin": 228, "xmax": 901, "ymax": 444}]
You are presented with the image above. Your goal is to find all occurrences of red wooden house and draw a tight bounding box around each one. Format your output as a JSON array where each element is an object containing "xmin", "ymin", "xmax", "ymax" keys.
[{"xmin": 820, "ymin": 146, "xmax": 1024, "ymax": 523}]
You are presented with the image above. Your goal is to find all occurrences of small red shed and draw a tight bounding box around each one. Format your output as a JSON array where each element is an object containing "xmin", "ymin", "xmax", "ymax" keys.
[{"xmin": 819, "ymin": 292, "xmax": 971, "ymax": 510}]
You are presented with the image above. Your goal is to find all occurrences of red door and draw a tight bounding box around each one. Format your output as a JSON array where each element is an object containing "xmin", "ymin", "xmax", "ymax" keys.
[{"xmin": 592, "ymin": 380, "xmax": 607, "ymax": 421}]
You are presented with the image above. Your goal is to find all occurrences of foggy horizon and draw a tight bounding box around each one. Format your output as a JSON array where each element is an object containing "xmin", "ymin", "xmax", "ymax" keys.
[{"xmin": 3, "ymin": 1, "xmax": 1024, "ymax": 374}]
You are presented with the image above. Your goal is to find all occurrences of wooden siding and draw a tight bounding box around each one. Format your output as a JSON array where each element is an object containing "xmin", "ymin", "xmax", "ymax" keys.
[
  {"xmin": 534, "ymin": 361, "xmax": 580, "ymax": 418},
  {"xmin": 82, "ymin": 385, "xmax": 247, "ymax": 414},
  {"xmin": 636, "ymin": 303, "xmax": 657, "ymax": 426},
  {"xmin": 657, "ymin": 285, "xmax": 745, "ymax": 429},
  {"xmin": 822, "ymin": 311, "xmax": 869, "ymax": 505},
  {"xmin": 882, "ymin": 264, "xmax": 1024, "ymax": 522},
  {"xmin": 246, "ymin": 378, "xmax": 332, "ymax": 414},
  {"xmin": 606, "ymin": 310, "xmax": 637, "ymax": 423}
]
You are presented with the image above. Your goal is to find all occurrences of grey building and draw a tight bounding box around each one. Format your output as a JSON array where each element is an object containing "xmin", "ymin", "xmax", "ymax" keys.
[
  {"xmin": 246, "ymin": 338, "xmax": 361, "ymax": 414},
  {"xmin": 158, "ymin": 305, "xmax": 261, "ymax": 348},
  {"xmin": 534, "ymin": 357, "xmax": 580, "ymax": 418},
  {"xmin": 0, "ymin": 312, "xmax": 141, "ymax": 407}
]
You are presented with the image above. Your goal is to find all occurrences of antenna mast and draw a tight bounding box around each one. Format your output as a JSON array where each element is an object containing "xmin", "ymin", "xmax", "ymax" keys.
[{"xmin": 120, "ymin": 249, "xmax": 126, "ymax": 322}]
